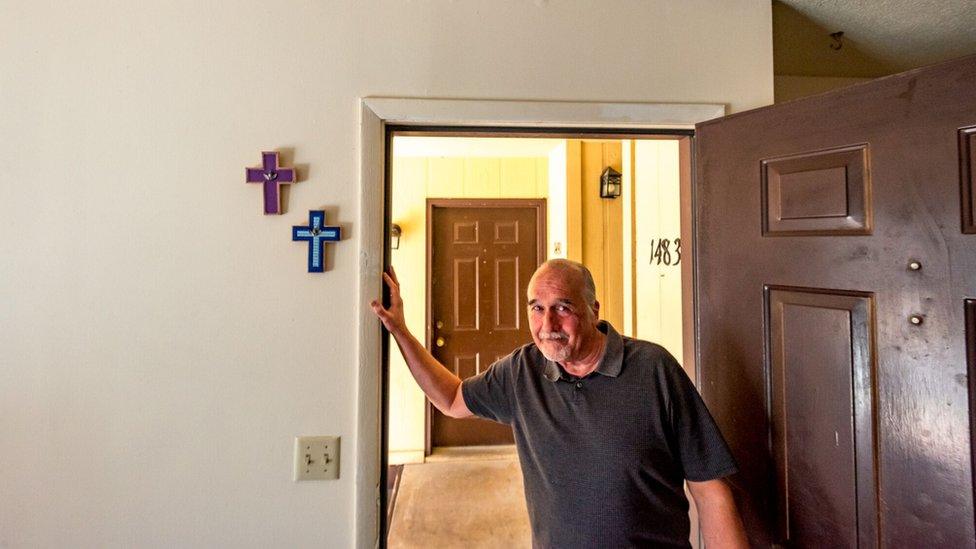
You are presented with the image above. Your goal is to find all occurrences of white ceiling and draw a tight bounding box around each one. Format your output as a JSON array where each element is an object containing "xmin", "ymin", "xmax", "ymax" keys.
[{"xmin": 775, "ymin": 0, "xmax": 976, "ymax": 77}]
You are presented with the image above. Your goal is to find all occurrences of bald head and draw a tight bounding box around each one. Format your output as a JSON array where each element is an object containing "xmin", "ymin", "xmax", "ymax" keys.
[{"xmin": 529, "ymin": 259, "xmax": 598, "ymax": 318}]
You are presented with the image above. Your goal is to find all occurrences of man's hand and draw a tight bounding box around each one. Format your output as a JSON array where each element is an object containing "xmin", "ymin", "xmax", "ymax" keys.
[
  {"xmin": 687, "ymin": 478, "xmax": 748, "ymax": 549},
  {"xmin": 370, "ymin": 266, "xmax": 407, "ymax": 335},
  {"xmin": 368, "ymin": 265, "xmax": 472, "ymax": 419}
]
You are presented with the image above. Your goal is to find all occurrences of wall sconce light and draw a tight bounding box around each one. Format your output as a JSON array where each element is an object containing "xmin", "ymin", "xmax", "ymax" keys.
[
  {"xmin": 600, "ymin": 167, "xmax": 622, "ymax": 199},
  {"xmin": 390, "ymin": 224, "xmax": 402, "ymax": 250}
]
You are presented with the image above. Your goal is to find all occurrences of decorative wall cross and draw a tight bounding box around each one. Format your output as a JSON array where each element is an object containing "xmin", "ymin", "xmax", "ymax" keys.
[
  {"xmin": 245, "ymin": 151, "xmax": 296, "ymax": 215},
  {"xmin": 292, "ymin": 210, "xmax": 341, "ymax": 272}
]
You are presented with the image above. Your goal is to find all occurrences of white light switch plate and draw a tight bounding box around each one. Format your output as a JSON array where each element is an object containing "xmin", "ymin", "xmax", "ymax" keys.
[{"xmin": 294, "ymin": 436, "xmax": 340, "ymax": 481}]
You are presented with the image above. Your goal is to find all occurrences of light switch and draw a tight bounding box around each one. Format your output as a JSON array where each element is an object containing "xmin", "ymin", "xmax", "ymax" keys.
[{"xmin": 294, "ymin": 436, "xmax": 340, "ymax": 481}]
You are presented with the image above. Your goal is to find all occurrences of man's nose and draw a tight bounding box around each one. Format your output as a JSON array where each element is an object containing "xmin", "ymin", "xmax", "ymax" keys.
[{"xmin": 542, "ymin": 308, "xmax": 558, "ymax": 331}]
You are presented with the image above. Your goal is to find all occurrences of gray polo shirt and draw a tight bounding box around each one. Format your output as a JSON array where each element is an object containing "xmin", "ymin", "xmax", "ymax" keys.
[{"xmin": 461, "ymin": 321, "xmax": 737, "ymax": 548}]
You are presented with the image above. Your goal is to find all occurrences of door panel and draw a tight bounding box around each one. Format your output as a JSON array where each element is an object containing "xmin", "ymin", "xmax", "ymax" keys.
[
  {"xmin": 766, "ymin": 287, "xmax": 877, "ymax": 547},
  {"xmin": 761, "ymin": 144, "xmax": 870, "ymax": 235},
  {"xmin": 494, "ymin": 257, "xmax": 520, "ymax": 330},
  {"xmin": 696, "ymin": 56, "xmax": 976, "ymax": 546},
  {"xmin": 961, "ymin": 127, "xmax": 976, "ymax": 234},
  {"xmin": 429, "ymin": 200, "xmax": 545, "ymax": 448},
  {"xmin": 452, "ymin": 257, "xmax": 479, "ymax": 330},
  {"xmin": 968, "ymin": 298, "xmax": 976, "ymax": 526}
]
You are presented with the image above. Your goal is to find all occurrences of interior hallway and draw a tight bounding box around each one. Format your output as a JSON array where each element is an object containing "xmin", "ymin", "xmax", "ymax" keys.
[{"xmin": 388, "ymin": 446, "xmax": 531, "ymax": 548}]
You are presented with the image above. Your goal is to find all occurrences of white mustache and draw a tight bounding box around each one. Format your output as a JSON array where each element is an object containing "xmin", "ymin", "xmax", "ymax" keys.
[{"xmin": 539, "ymin": 331, "xmax": 569, "ymax": 340}]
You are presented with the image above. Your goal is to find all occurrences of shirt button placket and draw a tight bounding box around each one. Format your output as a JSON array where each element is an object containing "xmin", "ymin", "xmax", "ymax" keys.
[{"xmin": 573, "ymin": 380, "xmax": 586, "ymax": 402}]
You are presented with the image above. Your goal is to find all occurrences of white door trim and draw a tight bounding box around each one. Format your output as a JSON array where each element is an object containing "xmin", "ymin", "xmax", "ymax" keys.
[
  {"xmin": 354, "ymin": 97, "xmax": 725, "ymax": 548},
  {"xmin": 362, "ymin": 97, "xmax": 725, "ymax": 129}
]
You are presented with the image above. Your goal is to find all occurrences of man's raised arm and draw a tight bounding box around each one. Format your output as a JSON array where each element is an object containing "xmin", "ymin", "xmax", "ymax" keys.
[{"xmin": 370, "ymin": 266, "xmax": 472, "ymax": 419}]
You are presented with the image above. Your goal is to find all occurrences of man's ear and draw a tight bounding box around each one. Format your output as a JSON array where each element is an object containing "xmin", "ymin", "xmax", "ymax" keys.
[{"xmin": 592, "ymin": 300, "xmax": 600, "ymax": 319}]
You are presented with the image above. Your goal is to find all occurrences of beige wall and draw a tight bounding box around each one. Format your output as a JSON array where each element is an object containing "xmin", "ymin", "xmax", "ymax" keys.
[
  {"xmin": 389, "ymin": 156, "xmax": 548, "ymax": 462},
  {"xmin": 1, "ymin": 1, "xmax": 772, "ymax": 546}
]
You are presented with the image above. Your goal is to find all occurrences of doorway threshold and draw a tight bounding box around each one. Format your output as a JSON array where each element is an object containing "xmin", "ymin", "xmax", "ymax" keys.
[{"xmin": 427, "ymin": 445, "xmax": 518, "ymax": 463}]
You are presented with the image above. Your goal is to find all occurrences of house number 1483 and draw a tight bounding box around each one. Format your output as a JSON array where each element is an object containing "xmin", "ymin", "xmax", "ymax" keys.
[{"xmin": 650, "ymin": 238, "xmax": 681, "ymax": 266}]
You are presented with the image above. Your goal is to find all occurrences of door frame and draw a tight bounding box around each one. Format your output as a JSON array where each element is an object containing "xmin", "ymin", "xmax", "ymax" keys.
[
  {"xmin": 425, "ymin": 198, "xmax": 547, "ymax": 453},
  {"xmin": 358, "ymin": 98, "xmax": 724, "ymax": 548}
]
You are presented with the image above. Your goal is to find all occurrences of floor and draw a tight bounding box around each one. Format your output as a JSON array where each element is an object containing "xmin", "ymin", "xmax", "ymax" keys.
[{"xmin": 387, "ymin": 445, "xmax": 532, "ymax": 548}]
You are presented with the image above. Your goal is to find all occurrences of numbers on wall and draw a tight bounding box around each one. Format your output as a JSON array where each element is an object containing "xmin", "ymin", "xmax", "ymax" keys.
[{"xmin": 649, "ymin": 238, "xmax": 681, "ymax": 266}]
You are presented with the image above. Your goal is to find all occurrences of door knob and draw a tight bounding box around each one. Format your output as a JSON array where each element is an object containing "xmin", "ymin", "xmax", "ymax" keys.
[{"xmin": 436, "ymin": 337, "xmax": 445, "ymax": 347}]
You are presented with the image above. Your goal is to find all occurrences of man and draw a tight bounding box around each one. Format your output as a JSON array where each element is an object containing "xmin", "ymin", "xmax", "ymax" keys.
[{"xmin": 371, "ymin": 259, "xmax": 747, "ymax": 548}]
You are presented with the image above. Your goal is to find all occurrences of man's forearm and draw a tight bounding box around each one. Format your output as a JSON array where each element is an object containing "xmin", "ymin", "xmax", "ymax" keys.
[{"xmin": 389, "ymin": 327, "xmax": 469, "ymax": 418}]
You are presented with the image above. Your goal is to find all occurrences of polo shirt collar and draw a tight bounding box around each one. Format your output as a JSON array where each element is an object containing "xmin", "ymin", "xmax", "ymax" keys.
[{"xmin": 542, "ymin": 321, "xmax": 624, "ymax": 382}]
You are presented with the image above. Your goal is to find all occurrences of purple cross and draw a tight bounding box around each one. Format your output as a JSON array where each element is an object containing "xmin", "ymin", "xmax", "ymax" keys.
[{"xmin": 245, "ymin": 151, "xmax": 297, "ymax": 215}]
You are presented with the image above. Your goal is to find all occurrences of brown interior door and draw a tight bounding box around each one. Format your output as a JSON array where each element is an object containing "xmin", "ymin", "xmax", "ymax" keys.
[
  {"xmin": 695, "ymin": 55, "xmax": 976, "ymax": 547},
  {"xmin": 428, "ymin": 199, "xmax": 545, "ymax": 448}
]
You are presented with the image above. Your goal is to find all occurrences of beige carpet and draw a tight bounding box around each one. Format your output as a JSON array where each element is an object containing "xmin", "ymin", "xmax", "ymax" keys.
[{"xmin": 388, "ymin": 446, "xmax": 531, "ymax": 548}]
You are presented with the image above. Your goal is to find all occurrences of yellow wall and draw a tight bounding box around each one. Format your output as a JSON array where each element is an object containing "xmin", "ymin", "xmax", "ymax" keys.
[
  {"xmin": 631, "ymin": 140, "xmax": 684, "ymax": 363},
  {"xmin": 389, "ymin": 141, "xmax": 683, "ymax": 480},
  {"xmin": 577, "ymin": 141, "xmax": 624, "ymax": 329},
  {"xmin": 546, "ymin": 142, "xmax": 569, "ymax": 259},
  {"xmin": 622, "ymin": 140, "xmax": 637, "ymax": 335},
  {"xmin": 389, "ymin": 155, "xmax": 548, "ymax": 462}
]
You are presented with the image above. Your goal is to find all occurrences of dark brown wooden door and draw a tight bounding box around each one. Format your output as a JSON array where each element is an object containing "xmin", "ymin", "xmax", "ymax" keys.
[
  {"xmin": 696, "ymin": 56, "xmax": 976, "ymax": 547},
  {"xmin": 428, "ymin": 199, "xmax": 545, "ymax": 448}
]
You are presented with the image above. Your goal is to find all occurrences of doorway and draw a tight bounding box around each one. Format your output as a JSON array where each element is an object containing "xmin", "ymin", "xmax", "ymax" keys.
[
  {"xmin": 384, "ymin": 131, "xmax": 694, "ymax": 547},
  {"xmin": 361, "ymin": 61, "xmax": 976, "ymax": 547},
  {"xmin": 355, "ymin": 98, "xmax": 724, "ymax": 549}
]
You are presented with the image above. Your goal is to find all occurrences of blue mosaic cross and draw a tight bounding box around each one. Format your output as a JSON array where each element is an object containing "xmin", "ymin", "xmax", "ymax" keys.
[{"xmin": 292, "ymin": 210, "xmax": 341, "ymax": 273}]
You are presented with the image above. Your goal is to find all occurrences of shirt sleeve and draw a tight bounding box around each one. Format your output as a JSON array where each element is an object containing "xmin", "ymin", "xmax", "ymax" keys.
[
  {"xmin": 460, "ymin": 354, "xmax": 515, "ymax": 425},
  {"xmin": 661, "ymin": 352, "xmax": 739, "ymax": 482}
]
